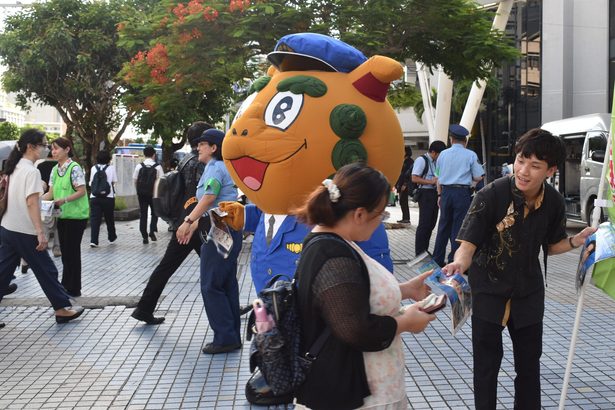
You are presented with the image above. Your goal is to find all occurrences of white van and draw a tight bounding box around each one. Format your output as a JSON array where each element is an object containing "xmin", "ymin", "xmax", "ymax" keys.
[{"xmin": 541, "ymin": 113, "xmax": 609, "ymax": 224}]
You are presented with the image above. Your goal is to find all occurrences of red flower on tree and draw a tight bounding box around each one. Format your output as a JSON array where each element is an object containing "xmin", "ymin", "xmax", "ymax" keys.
[{"xmin": 203, "ymin": 6, "xmax": 219, "ymax": 21}]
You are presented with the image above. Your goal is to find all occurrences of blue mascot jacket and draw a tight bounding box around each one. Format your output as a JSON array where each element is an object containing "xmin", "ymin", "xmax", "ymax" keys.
[{"xmin": 245, "ymin": 204, "xmax": 394, "ymax": 293}]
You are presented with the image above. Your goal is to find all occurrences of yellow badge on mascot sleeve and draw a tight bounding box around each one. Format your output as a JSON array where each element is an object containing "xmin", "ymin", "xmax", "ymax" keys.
[{"xmin": 223, "ymin": 33, "xmax": 404, "ymax": 214}]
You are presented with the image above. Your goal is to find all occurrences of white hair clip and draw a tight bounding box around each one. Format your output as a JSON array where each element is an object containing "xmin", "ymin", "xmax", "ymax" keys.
[{"xmin": 322, "ymin": 179, "xmax": 341, "ymax": 203}]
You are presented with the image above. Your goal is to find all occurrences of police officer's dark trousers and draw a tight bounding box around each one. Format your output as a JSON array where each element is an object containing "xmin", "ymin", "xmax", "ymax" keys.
[
  {"xmin": 415, "ymin": 189, "xmax": 438, "ymax": 256},
  {"xmin": 433, "ymin": 186, "xmax": 472, "ymax": 266},
  {"xmin": 200, "ymin": 228, "xmax": 243, "ymax": 346},
  {"xmin": 137, "ymin": 232, "xmax": 202, "ymax": 314},
  {"xmin": 472, "ymin": 316, "xmax": 542, "ymax": 410}
]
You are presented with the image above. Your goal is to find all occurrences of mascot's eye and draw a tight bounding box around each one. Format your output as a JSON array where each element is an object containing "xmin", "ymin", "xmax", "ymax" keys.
[
  {"xmin": 233, "ymin": 92, "xmax": 258, "ymax": 122},
  {"xmin": 264, "ymin": 91, "xmax": 303, "ymax": 130}
]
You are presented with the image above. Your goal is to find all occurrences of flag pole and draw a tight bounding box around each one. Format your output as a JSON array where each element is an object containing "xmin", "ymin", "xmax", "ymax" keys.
[{"xmin": 558, "ymin": 109, "xmax": 615, "ymax": 409}]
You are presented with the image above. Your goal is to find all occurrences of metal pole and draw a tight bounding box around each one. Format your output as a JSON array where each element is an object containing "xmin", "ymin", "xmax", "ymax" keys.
[
  {"xmin": 415, "ymin": 62, "xmax": 436, "ymax": 143},
  {"xmin": 434, "ymin": 67, "xmax": 453, "ymax": 143},
  {"xmin": 460, "ymin": 0, "xmax": 515, "ymax": 134}
]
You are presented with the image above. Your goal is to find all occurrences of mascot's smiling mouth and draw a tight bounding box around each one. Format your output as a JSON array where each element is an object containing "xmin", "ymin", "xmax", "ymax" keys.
[{"xmin": 230, "ymin": 139, "xmax": 307, "ymax": 191}]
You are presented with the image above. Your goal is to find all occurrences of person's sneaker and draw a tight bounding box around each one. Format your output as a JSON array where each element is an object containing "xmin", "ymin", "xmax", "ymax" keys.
[
  {"xmin": 201, "ymin": 342, "xmax": 242, "ymax": 354},
  {"xmin": 396, "ymin": 219, "xmax": 411, "ymax": 224},
  {"xmin": 89, "ymin": 243, "xmax": 98, "ymax": 248},
  {"xmin": 21, "ymin": 263, "xmax": 29, "ymax": 274},
  {"xmin": 0, "ymin": 322, "xmax": 5, "ymax": 329},
  {"xmin": 142, "ymin": 237, "xmax": 149, "ymax": 244},
  {"xmin": 109, "ymin": 235, "xmax": 117, "ymax": 243},
  {"xmin": 149, "ymin": 232, "xmax": 157, "ymax": 242},
  {"xmin": 131, "ymin": 308, "xmax": 165, "ymax": 325}
]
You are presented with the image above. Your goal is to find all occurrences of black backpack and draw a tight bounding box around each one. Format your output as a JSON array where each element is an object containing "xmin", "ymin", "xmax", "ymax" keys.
[
  {"xmin": 153, "ymin": 153, "xmax": 194, "ymax": 225},
  {"xmin": 245, "ymin": 234, "xmax": 361, "ymax": 405},
  {"xmin": 410, "ymin": 154, "xmax": 430, "ymax": 202},
  {"xmin": 90, "ymin": 165, "xmax": 111, "ymax": 198},
  {"xmin": 136, "ymin": 162, "xmax": 158, "ymax": 196}
]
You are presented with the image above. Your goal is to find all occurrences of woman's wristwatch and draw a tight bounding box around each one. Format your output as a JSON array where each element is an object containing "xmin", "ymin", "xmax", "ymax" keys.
[{"xmin": 184, "ymin": 216, "xmax": 194, "ymax": 225}]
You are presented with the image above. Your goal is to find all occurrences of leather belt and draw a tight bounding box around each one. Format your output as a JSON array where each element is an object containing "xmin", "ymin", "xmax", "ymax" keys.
[{"xmin": 441, "ymin": 184, "xmax": 471, "ymax": 188}]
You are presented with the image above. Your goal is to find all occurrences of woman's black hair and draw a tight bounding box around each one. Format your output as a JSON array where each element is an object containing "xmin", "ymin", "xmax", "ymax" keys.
[
  {"xmin": 51, "ymin": 137, "xmax": 75, "ymax": 158},
  {"xmin": 294, "ymin": 162, "xmax": 390, "ymax": 227},
  {"xmin": 3, "ymin": 128, "xmax": 46, "ymax": 176},
  {"xmin": 96, "ymin": 150, "xmax": 111, "ymax": 165}
]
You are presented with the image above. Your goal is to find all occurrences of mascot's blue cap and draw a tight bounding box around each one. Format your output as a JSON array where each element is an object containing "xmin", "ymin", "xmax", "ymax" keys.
[{"xmin": 267, "ymin": 32, "xmax": 367, "ymax": 73}]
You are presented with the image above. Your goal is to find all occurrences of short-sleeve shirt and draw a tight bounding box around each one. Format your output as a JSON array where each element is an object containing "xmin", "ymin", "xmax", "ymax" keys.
[
  {"xmin": 132, "ymin": 158, "xmax": 164, "ymax": 182},
  {"xmin": 89, "ymin": 164, "xmax": 118, "ymax": 198},
  {"xmin": 196, "ymin": 159, "xmax": 237, "ymax": 211},
  {"xmin": 411, "ymin": 154, "xmax": 437, "ymax": 189},
  {"xmin": 456, "ymin": 176, "xmax": 567, "ymax": 328},
  {"xmin": 436, "ymin": 143, "xmax": 484, "ymax": 186},
  {"xmin": 1, "ymin": 158, "xmax": 44, "ymax": 235},
  {"xmin": 48, "ymin": 158, "xmax": 86, "ymax": 189}
]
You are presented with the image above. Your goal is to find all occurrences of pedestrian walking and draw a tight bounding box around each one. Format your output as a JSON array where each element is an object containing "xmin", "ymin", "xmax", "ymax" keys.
[
  {"xmin": 88, "ymin": 150, "xmax": 118, "ymax": 247},
  {"xmin": 0, "ymin": 129, "xmax": 84, "ymax": 327},
  {"xmin": 133, "ymin": 145, "xmax": 163, "ymax": 244},
  {"xmin": 42, "ymin": 137, "xmax": 89, "ymax": 298},
  {"xmin": 394, "ymin": 146, "xmax": 413, "ymax": 224},
  {"xmin": 411, "ymin": 140, "xmax": 446, "ymax": 256},
  {"xmin": 176, "ymin": 129, "xmax": 243, "ymax": 354},
  {"xmin": 131, "ymin": 121, "xmax": 211, "ymax": 325},
  {"xmin": 442, "ymin": 128, "xmax": 595, "ymax": 409},
  {"xmin": 292, "ymin": 163, "xmax": 435, "ymax": 409},
  {"xmin": 432, "ymin": 125, "xmax": 484, "ymax": 266}
]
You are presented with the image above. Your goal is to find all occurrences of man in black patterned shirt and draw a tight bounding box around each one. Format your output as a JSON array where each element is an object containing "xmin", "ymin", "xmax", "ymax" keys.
[
  {"xmin": 132, "ymin": 121, "xmax": 211, "ymax": 325},
  {"xmin": 443, "ymin": 129, "xmax": 595, "ymax": 409}
]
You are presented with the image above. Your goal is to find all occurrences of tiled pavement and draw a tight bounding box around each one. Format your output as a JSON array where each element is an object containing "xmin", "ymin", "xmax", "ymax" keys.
[{"xmin": 1, "ymin": 204, "xmax": 614, "ymax": 409}]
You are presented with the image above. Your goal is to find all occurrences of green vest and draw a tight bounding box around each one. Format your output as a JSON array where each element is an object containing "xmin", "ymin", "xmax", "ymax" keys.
[{"xmin": 52, "ymin": 162, "xmax": 89, "ymax": 220}]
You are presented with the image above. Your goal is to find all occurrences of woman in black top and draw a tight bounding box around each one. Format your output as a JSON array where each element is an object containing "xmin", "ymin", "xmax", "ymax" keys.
[{"xmin": 293, "ymin": 163, "xmax": 436, "ymax": 410}]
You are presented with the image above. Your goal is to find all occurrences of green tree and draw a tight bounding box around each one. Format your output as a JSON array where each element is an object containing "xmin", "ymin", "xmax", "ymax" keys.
[
  {"xmin": 0, "ymin": 121, "xmax": 20, "ymax": 141},
  {"xmin": 119, "ymin": 0, "xmax": 518, "ymax": 167},
  {"xmin": 0, "ymin": 0, "xmax": 143, "ymax": 170}
]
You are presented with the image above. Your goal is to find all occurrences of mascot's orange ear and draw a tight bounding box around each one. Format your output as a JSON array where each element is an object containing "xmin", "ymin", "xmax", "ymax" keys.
[
  {"xmin": 267, "ymin": 65, "xmax": 279, "ymax": 77},
  {"xmin": 348, "ymin": 56, "xmax": 403, "ymax": 102}
]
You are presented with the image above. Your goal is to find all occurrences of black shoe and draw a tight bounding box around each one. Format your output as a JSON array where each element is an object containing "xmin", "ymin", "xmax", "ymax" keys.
[
  {"xmin": 0, "ymin": 323, "xmax": 5, "ymax": 329},
  {"xmin": 143, "ymin": 237, "xmax": 149, "ymax": 244},
  {"xmin": 55, "ymin": 307, "xmax": 85, "ymax": 324},
  {"xmin": 2, "ymin": 283, "xmax": 17, "ymax": 296},
  {"xmin": 109, "ymin": 235, "xmax": 117, "ymax": 243},
  {"xmin": 131, "ymin": 308, "xmax": 165, "ymax": 325},
  {"xmin": 66, "ymin": 291, "xmax": 81, "ymax": 298},
  {"xmin": 397, "ymin": 219, "xmax": 411, "ymax": 224},
  {"xmin": 239, "ymin": 304, "xmax": 252, "ymax": 316},
  {"xmin": 202, "ymin": 342, "xmax": 242, "ymax": 354},
  {"xmin": 149, "ymin": 232, "xmax": 157, "ymax": 242},
  {"xmin": 21, "ymin": 264, "xmax": 29, "ymax": 274}
]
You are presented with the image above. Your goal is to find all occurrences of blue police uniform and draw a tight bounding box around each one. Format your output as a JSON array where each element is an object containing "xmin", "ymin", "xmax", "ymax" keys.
[
  {"xmin": 198, "ymin": 159, "xmax": 243, "ymax": 347},
  {"xmin": 433, "ymin": 141, "xmax": 484, "ymax": 266},
  {"xmin": 245, "ymin": 205, "xmax": 394, "ymax": 293}
]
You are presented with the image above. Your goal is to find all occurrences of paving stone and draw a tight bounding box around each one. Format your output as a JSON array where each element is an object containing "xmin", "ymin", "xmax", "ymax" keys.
[{"xmin": 0, "ymin": 210, "xmax": 614, "ymax": 408}]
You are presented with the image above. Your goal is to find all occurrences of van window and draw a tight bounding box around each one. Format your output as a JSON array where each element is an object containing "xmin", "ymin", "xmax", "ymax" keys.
[{"xmin": 587, "ymin": 132, "xmax": 607, "ymax": 163}]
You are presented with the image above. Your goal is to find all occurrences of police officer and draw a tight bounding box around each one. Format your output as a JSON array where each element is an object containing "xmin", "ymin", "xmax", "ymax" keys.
[
  {"xmin": 433, "ymin": 125, "xmax": 484, "ymax": 266},
  {"xmin": 411, "ymin": 140, "xmax": 446, "ymax": 256}
]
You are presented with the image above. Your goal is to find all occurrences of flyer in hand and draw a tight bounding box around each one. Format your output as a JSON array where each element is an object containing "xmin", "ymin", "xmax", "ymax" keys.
[
  {"xmin": 408, "ymin": 252, "xmax": 472, "ymax": 336},
  {"xmin": 206, "ymin": 207, "xmax": 234, "ymax": 259}
]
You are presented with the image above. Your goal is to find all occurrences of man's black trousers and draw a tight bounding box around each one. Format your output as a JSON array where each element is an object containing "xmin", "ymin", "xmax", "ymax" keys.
[
  {"xmin": 137, "ymin": 194, "xmax": 158, "ymax": 238},
  {"xmin": 415, "ymin": 189, "xmax": 438, "ymax": 256},
  {"xmin": 472, "ymin": 315, "xmax": 542, "ymax": 410},
  {"xmin": 136, "ymin": 232, "xmax": 202, "ymax": 314},
  {"xmin": 399, "ymin": 187, "xmax": 410, "ymax": 221}
]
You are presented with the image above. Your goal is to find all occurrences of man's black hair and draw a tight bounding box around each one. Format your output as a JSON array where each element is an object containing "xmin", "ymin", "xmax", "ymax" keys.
[
  {"xmin": 143, "ymin": 145, "xmax": 156, "ymax": 158},
  {"xmin": 515, "ymin": 128, "xmax": 565, "ymax": 168},
  {"xmin": 429, "ymin": 140, "xmax": 446, "ymax": 154}
]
